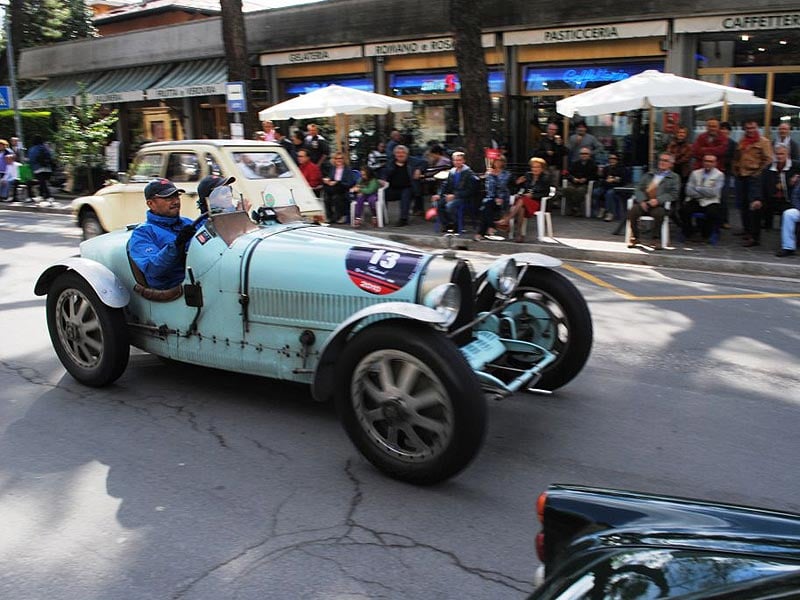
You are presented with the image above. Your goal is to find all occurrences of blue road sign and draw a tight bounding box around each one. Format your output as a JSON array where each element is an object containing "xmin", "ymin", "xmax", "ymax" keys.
[
  {"xmin": 226, "ymin": 81, "xmax": 247, "ymax": 113},
  {"xmin": 0, "ymin": 86, "xmax": 11, "ymax": 109}
]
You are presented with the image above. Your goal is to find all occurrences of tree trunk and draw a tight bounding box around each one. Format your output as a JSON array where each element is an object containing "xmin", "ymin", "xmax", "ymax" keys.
[
  {"xmin": 220, "ymin": 0, "xmax": 257, "ymax": 139},
  {"xmin": 450, "ymin": 0, "xmax": 491, "ymax": 172}
]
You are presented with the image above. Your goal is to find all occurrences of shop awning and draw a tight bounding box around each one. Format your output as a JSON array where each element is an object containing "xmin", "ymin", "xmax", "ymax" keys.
[
  {"xmin": 147, "ymin": 59, "xmax": 227, "ymax": 100},
  {"xmin": 18, "ymin": 75, "xmax": 97, "ymax": 109},
  {"xmin": 84, "ymin": 64, "xmax": 172, "ymax": 104}
]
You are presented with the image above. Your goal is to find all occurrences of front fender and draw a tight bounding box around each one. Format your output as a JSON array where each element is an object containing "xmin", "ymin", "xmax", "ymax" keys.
[
  {"xmin": 34, "ymin": 257, "xmax": 130, "ymax": 308},
  {"xmin": 311, "ymin": 302, "xmax": 449, "ymax": 402}
]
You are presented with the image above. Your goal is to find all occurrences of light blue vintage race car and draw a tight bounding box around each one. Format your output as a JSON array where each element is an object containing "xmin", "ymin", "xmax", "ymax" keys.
[{"xmin": 35, "ymin": 206, "xmax": 592, "ymax": 485}]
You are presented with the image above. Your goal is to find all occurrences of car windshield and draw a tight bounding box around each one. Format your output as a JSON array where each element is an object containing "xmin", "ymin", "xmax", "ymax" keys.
[{"xmin": 233, "ymin": 151, "xmax": 292, "ymax": 180}]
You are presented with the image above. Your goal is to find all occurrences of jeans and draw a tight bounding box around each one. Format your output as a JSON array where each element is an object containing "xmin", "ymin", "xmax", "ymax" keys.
[
  {"xmin": 781, "ymin": 208, "xmax": 800, "ymax": 250},
  {"xmin": 735, "ymin": 174, "xmax": 762, "ymax": 233}
]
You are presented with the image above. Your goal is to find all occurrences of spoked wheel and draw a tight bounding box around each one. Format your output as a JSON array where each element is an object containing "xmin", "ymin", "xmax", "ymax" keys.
[
  {"xmin": 46, "ymin": 271, "xmax": 129, "ymax": 387},
  {"xmin": 476, "ymin": 267, "xmax": 592, "ymax": 391},
  {"xmin": 335, "ymin": 322, "xmax": 486, "ymax": 485}
]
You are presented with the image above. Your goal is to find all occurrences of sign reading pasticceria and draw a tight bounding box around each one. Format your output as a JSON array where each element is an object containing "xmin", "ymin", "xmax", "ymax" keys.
[{"xmin": 675, "ymin": 13, "xmax": 800, "ymax": 33}]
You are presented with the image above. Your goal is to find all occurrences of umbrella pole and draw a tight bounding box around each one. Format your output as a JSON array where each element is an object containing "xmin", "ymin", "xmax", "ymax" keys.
[{"xmin": 648, "ymin": 105, "xmax": 655, "ymax": 170}]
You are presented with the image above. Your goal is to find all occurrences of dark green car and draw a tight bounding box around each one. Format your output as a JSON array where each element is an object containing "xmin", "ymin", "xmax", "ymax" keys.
[{"xmin": 531, "ymin": 485, "xmax": 800, "ymax": 599}]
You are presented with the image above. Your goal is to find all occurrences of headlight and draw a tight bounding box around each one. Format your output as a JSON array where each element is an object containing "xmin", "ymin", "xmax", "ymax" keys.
[
  {"xmin": 423, "ymin": 283, "xmax": 461, "ymax": 328},
  {"xmin": 487, "ymin": 257, "xmax": 518, "ymax": 296}
]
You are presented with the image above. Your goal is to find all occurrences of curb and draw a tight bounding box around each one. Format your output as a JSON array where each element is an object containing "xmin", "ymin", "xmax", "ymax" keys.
[
  {"xmin": 364, "ymin": 231, "xmax": 800, "ymax": 280},
  {"xmin": 3, "ymin": 202, "xmax": 799, "ymax": 280}
]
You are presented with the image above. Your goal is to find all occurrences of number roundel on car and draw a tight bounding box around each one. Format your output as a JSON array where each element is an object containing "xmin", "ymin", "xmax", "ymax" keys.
[{"xmin": 345, "ymin": 246, "xmax": 425, "ymax": 295}]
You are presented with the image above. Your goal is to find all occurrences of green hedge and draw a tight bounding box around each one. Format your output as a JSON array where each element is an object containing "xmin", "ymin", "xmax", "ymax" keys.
[{"xmin": 0, "ymin": 110, "xmax": 54, "ymax": 144}]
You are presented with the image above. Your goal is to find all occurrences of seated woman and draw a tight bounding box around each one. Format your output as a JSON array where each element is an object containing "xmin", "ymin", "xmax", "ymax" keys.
[
  {"xmin": 474, "ymin": 156, "xmax": 511, "ymax": 241},
  {"xmin": 495, "ymin": 157, "xmax": 550, "ymax": 242},
  {"xmin": 322, "ymin": 152, "xmax": 358, "ymax": 224}
]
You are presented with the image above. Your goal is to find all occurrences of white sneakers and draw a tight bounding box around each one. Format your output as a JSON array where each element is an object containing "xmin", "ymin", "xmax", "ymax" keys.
[{"xmin": 38, "ymin": 197, "xmax": 55, "ymax": 207}]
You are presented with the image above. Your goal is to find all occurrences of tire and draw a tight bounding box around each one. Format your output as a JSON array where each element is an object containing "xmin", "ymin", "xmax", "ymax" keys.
[
  {"xmin": 334, "ymin": 322, "xmax": 487, "ymax": 485},
  {"xmin": 476, "ymin": 267, "xmax": 592, "ymax": 391},
  {"xmin": 81, "ymin": 210, "xmax": 105, "ymax": 240},
  {"xmin": 46, "ymin": 271, "xmax": 130, "ymax": 387}
]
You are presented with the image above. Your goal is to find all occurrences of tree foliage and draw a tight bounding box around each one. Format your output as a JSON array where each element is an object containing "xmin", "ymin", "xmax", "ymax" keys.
[{"xmin": 53, "ymin": 88, "xmax": 118, "ymax": 191}]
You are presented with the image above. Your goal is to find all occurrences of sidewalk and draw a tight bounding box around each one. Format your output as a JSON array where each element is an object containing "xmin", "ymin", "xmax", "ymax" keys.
[{"xmin": 3, "ymin": 193, "xmax": 799, "ymax": 279}]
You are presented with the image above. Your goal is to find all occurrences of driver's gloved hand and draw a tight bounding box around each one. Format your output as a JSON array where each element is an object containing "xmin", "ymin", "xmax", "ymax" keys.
[{"xmin": 175, "ymin": 224, "xmax": 196, "ymax": 247}]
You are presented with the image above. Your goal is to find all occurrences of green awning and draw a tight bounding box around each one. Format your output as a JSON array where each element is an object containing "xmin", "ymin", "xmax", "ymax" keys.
[
  {"xmin": 147, "ymin": 59, "xmax": 227, "ymax": 99},
  {"xmin": 19, "ymin": 75, "xmax": 97, "ymax": 109},
  {"xmin": 84, "ymin": 64, "xmax": 172, "ymax": 104}
]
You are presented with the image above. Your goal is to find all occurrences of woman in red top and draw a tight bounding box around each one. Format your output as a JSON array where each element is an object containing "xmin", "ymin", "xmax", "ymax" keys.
[{"xmin": 495, "ymin": 157, "xmax": 550, "ymax": 242}]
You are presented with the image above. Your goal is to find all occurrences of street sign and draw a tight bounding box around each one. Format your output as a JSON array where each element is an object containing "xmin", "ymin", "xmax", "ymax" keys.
[
  {"xmin": 226, "ymin": 81, "xmax": 247, "ymax": 113},
  {"xmin": 0, "ymin": 86, "xmax": 12, "ymax": 109}
]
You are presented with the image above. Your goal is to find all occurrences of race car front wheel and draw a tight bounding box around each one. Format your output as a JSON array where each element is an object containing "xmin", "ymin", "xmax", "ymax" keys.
[
  {"xmin": 335, "ymin": 322, "xmax": 486, "ymax": 485},
  {"xmin": 46, "ymin": 271, "xmax": 130, "ymax": 387}
]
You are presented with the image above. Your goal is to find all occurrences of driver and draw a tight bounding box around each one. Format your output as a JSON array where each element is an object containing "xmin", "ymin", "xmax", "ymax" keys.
[
  {"xmin": 129, "ymin": 179, "xmax": 195, "ymax": 290},
  {"xmin": 196, "ymin": 174, "xmax": 251, "ymax": 218}
]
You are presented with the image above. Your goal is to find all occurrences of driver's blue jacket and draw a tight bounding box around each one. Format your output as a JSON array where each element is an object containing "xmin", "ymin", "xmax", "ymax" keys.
[{"xmin": 129, "ymin": 211, "xmax": 193, "ymax": 289}]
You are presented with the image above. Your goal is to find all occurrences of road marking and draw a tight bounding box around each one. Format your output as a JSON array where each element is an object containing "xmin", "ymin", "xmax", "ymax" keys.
[{"xmin": 563, "ymin": 264, "xmax": 800, "ymax": 301}]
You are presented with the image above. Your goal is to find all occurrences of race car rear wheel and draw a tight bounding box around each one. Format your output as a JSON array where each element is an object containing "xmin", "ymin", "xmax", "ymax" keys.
[
  {"xmin": 46, "ymin": 271, "xmax": 130, "ymax": 387},
  {"xmin": 335, "ymin": 322, "xmax": 486, "ymax": 485},
  {"xmin": 476, "ymin": 267, "xmax": 592, "ymax": 391}
]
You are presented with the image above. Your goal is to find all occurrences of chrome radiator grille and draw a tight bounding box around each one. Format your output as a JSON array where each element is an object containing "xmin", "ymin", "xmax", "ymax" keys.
[{"xmin": 249, "ymin": 288, "xmax": 395, "ymax": 326}]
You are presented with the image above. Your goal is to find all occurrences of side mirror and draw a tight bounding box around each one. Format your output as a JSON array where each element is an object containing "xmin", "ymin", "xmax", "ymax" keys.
[{"xmin": 117, "ymin": 172, "xmax": 129, "ymax": 184}]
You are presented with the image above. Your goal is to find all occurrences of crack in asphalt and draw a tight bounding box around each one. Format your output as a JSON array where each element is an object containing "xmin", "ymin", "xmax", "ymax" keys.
[
  {"xmin": 0, "ymin": 360, "xmax": 88, "ymax": 401},
  {"xmin": 171, "ymin": 460, "xmax": 532, "ymax": 598}
]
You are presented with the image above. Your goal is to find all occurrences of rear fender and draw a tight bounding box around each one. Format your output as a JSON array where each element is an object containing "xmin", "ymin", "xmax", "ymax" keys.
[
  {"xmin": 311, "ymin": 302, "xmax": 448, "ymax": 402},
  {"xmin": 34, "ymin": 257, "xmax": 130, "ymax": 308}
]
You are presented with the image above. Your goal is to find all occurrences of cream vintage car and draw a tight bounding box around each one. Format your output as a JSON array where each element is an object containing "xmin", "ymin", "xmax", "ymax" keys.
[{"xmin": 73, "ymin": 140, "xmax": 323, "ymax": 239}]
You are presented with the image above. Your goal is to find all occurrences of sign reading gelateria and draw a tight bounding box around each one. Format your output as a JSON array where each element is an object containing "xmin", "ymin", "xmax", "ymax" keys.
[
  {"xmin": 675, "ymin": 13, "xmax": 800, "ymax": 33},
  {"xmin": 504, "ymin": 21, "xmax": 667, "ymax": 45},
  {"xmin": 260, "ymin": 45, "xmax": 362, "ymax": 66}
]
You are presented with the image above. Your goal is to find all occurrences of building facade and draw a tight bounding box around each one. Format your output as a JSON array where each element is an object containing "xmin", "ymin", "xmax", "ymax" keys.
[{"xmin": 16, "ymin": 0, "xmax": 800, "ymax": 168}]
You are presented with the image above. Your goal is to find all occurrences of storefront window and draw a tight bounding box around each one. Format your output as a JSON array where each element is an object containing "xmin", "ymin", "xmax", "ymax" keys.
[
  {"xmin": 523, "ymin": 61, "xmax": 663, "ymax": 92},
  {"xmin": 390, "ymin": 70, "xmax": 505, "ymax": 96},
  {"xmin": 282, "ymin": 77, "xmax": 374, "ymax": 97}
]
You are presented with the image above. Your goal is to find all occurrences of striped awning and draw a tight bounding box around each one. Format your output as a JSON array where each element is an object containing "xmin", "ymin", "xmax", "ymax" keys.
[
  {"xmin": 147, "ymin": 59, "xmax": 227, "ymax": 100},
  {"xmin": 19, "ymin": 75, "xmax": 97, "ymax": 109},
  {"xmin": 84, "ymin": 64, "xmax": 172, "ymax": 104}
]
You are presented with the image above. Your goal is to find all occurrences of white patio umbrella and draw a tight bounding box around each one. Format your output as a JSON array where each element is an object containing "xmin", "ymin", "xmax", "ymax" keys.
[
  {"xmin": 258, "ymin": 85, "xmax": 412, "ymax": 156},
  {"xmin": 695, "ymin": 96, "xmax": 800, "ymax": 112},
  {"xmin": 556, "ymin": 70, "xmax": 755, "ymax": 165}
]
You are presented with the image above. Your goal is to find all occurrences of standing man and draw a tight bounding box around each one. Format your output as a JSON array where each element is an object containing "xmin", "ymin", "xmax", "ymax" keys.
[
  {"xmin": 567, "ymin": 122, "xmax": 602, "ymax": 163},
  {"xmin": 431, "ymin": 151, "xmax": 477, "ymax": 233},
  {"xmin": 128, "ymin": 179, "xmax": 194, "ymax": 290},
  {"xmin": 303, "ymin": 123, "xmax": 329, "ymax": 168},
  {"xmin": 296, "ymin": 149, "xmax": 323, "ymax": 196},
  {"xmin": 385, "ymin": 129, "xmax": 403, "ymax": 160},
  {"xmin": 273, "ymin": 127, "xmax": 295, "ymax": 162},
  {"xmin": 681, "ymin": 154, "xmax": 724, "ymax": 242},
  {"xmin": 627, "ymin": 153, "xmax": 680, "ymax": 249},
  {"xmin": 691, "ymin": 118, "xmax": 729, "ymax": 171},
  {"xmin": 535, "ymin": 122, "xmax": 567, "ymax": 190},
  {"xmin": 773, "ymin": 122, "xmax": 799, "ymax": 161},
  {"xmin": 733, "ymin": 119, "xmax": 772, "ymax": 247}
]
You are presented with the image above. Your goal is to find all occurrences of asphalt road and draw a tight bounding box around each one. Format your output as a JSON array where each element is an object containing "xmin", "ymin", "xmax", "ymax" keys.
[{"xmin": 1, "ymin": 211, "xmax": 799, "ymax": 600}]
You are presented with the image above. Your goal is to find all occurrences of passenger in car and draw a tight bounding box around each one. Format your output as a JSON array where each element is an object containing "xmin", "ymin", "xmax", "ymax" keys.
[{"xmin": 128, "ymin": 179, "xmax": 195, "ymax": 290}]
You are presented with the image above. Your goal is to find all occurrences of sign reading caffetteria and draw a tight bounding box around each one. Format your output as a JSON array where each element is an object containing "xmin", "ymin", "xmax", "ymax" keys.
[
  {"xmin": 675, "ymin": 13, "xmax": 800, "ymax": 33},
  {"xmin": 260, "ymin": 45, "xmax": 362, "ymax": 66},
  {"xmin": 504, "ymin": 21, "xmax": 667, "ymax": 45}
]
